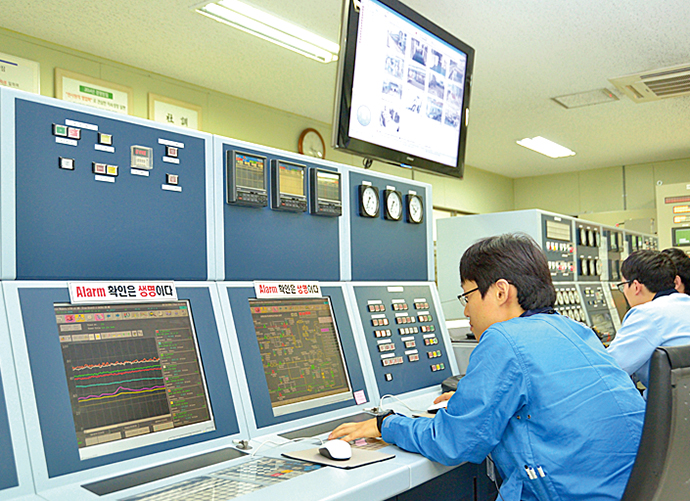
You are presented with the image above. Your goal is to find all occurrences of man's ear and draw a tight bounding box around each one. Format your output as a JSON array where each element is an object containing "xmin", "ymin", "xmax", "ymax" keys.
[
  {"xmin": 494, "ymin": 279, "xmax": 513, "ymax": 305},
  {"xmin": 674, "ymin": 275, "xmax": 682, "ymax": 292}
]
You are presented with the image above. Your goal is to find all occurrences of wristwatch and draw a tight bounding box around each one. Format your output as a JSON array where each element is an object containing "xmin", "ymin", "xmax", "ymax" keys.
[{"xmin": 376, "ymin": 410, "xmax": 395, "ymax": 433}]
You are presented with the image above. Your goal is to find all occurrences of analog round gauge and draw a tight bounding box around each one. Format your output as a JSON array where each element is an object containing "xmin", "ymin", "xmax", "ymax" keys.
[
  {"xmin": 580, "ymin": 258, "xmax": 588, "ymax": 276},
  {"xmin": 587, "ymin": 229, "xmax": 594, "ymax": 247},
  {"xmin": 556, "ymin": 291, "xmax": 563, "ymax": 306},
  {"xmin": 568, "ymin": 290, "xmax": 576, "ymax": 304},
  {"xmin": 595, "ymin": 259, "xmax": 602, "ymax": 276},
  {"xmin": 406, "ymin": 194, "xmax": 424, "ymax": 224},
  {"xmin": 298, "ymin": 128, "xmax": 326, "ymax": 158},
  {"xmin": 384, "ymin": 190, "xmax": 402, "ymax": 221},
  {"xmin": 579, "ymin": 228, "xmax": 587, "ymax": 246},
  {"xmin": 595, "ymin": 231, "xmax": 601, "ymax": 248},
  {"xmin": 359, "ymin": 185, "xmax": 379, "ymax": 218}
]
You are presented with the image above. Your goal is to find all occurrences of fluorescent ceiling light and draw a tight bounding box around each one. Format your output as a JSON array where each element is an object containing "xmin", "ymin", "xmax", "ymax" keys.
[
  {"xmin": 516, "ymin": 136, "xmax": 576, "ymax": 158},
  {"xmin": 196, "ymin": 0, "xmax": 339, "ymax": 63}
]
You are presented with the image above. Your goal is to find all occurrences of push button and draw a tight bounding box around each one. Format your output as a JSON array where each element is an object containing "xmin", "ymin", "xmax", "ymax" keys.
[
  {"xmin": 166, "ymin": 173, "xmax": 179, "ymax": 185},
  {"xmin": 59, "ymin": 157, "xmax": 75, "ymax": 170},
  {"xmin": 53, "ymin": 124, "xmax": 68, "ymax": 137}
]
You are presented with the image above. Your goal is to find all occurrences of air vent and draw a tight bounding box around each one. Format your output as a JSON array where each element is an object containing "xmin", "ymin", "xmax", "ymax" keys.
[{"xmin": 609, "ymin": 63, "xmax": 690, "ymax": 103}]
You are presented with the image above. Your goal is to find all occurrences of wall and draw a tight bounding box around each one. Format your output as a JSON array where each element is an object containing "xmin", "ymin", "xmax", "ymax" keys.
[
  {"xmin": 0, "ymin": 28, "xmax": 514, "ymax": 216},
  {"xmin": 514, "ymin": 158, "xmax": 690, "ymax": 228}
]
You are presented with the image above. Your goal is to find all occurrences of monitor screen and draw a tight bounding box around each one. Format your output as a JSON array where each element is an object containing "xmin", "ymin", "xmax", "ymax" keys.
[
  {"xmin": 316, "ymin": 170, "xmax": 341, "ymax": 203},
  {"xmin": 609, "ymin": 287, "xmax": 630, "ymax": 322},
  {"xmin": 673, "ymin": 227, "xmax": 690, "ymax": 247},
  {"xmin": 278, "ymin": 161, "xmax": 305, "ymax": 197},
  {"xmin": 234, "ymin": 151, "xmax": 266, "ymax": 191},
  {"xmin": 248, "ymin": 297, "xmax": 353, "ymax": 416},
  {"xmin": 332, "ymin": 0, "xmax": 475, "ymax": 178},
  {"xmin": 55, "ymin": 301, "xmax": 215, "ymax": 460}
]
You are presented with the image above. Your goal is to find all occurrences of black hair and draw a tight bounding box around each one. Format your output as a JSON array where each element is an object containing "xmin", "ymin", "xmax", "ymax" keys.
[
  {"xmin": 620, "ymin": 249, "xmax": 676, "ymax": 293},
  {"xmin": 661, "ymin": 247, "xmax": 690, "ymax": 294},
  {"xmin": 459, "ymin": 233, "xmax": 556, "ymax": 310}
]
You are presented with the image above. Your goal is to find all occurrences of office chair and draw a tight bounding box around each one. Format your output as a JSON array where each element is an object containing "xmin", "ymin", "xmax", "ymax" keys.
[{"xmin": 622, "ymin": 345, "xmax": 690, "ymax": 501}]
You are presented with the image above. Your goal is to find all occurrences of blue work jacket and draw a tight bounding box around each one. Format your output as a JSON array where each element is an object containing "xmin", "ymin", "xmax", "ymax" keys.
[{"xmin": 381, "ymin": 313, "xmax": 645, "ymax": 500}]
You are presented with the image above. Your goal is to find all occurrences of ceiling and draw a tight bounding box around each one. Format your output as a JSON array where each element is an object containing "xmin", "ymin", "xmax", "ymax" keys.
[{"xmin": 2, "ymin": 0, "xmax": 690, "ymax": 178}]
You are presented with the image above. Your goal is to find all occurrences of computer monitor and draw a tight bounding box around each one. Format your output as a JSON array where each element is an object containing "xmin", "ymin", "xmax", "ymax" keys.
[
  {"xmin": 609, "ymin": 287, "xmax": 630, "ymax": 322},
  {"xmin": 248, "ymin": 297, "xmax": 353, "ymax": 416},
  {"xmin": 332, "ymin": 0, "xmax": 475, "ymax": 178},
  {"xmin": 54, "ymin": 301, "xmax": 215, "ymax": 460}
]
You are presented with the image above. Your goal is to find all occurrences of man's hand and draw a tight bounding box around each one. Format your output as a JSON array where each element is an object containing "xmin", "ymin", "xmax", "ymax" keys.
[
  {"xmin": 433, "ymin": 391, "xmax": 455, "ymax": 404},
  {"xmin": 328, "ymin": 418, "xmax": 380, "ymax": 442}
]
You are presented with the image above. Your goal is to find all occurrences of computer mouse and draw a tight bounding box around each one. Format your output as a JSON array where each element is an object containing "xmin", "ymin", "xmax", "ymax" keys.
[
  {"xmin": 318, "ymin": 440, "xmax": 352, "ymax": 461},
  {"xmin": 427, "ymin": 400, "xmax": 449, "ymax": 414}
]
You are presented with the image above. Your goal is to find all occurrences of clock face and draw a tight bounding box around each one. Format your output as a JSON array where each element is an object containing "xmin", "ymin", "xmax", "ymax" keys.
[
  {"xmin": 384, "ymin": 190, "xmax": 402, "ymax": 220},
  {"xmin": 407, "ymin": 195, "xmax": 423, "ymax": 224},
  {"xmin": 359, "ymin": 185, "xmax": 379, "ymax": 217},
  {"xmin": 298, "ymin": 128, "xmax": 325, "ymax": 158}
]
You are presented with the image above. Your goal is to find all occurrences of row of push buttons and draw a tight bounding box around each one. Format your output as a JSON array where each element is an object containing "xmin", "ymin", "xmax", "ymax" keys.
[
  {"xmin": 399, "ymin": 326, "xmax": 419, "ymax": 335},
  {"xmin": 92, "ymin": 163, "xmax": 119, "ymax": 176},
  {"xmin": 392, "ymin": 303, "xmax": 408, "ymax": 311},
  {"xmin": 396, "ymin": 316, "xmax": 416, "ymax": 324},
  {"xmin": 378, "ymin": 343, "xmax": 395, "ymax": 353},
  {"xmin": 382, "ymin": 356, "xmax": 404, "ymax": 367},
  {"xmin": 427, "ymin": 350, "xmax": 442, "ymax": 358},
  {"xmin": 418, "ymin": 314, "xmax": 433, "ymax": 322},
  {"xmin": 368, "ymin": 304, "xmax": 386, "ymax": 312},
  {"xmin": 420, "ymin": 325, "xmax": 435, "ymax": 333},
  {"xmin": 424, "ymin": 337, "xmax": 439, "ymax": 346},
  {"xmin": 414, "ymin": 302, "xmax": 429, "ymax": 309},
  {"xmin": 431, "ymin": 363, "xmax": 446, "ymax": 372},
  {"xmin": 374, "ymin": 329, "xmax": 392, "ymax": 338},
  {"xmin": 372, "ymin": 318, "xmax": 389, "ymax": 327}
]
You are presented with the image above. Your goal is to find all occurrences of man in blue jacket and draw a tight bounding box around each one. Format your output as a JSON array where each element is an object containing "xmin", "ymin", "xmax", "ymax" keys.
[
  {"xmin": 608, "ymin": 249, "xmax": 690, "ymax": 395},
  {"xmin": 331, "ymin": 234, "xmax": 644, "ymax": 500}
]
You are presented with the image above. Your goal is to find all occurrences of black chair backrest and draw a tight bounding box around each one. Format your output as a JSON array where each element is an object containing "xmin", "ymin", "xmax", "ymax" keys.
[{"xmin": 622, "ymin": 345, "xmax": 690, "ymax": 501}]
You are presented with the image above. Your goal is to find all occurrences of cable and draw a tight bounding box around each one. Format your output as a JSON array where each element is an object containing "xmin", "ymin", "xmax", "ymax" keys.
[{"xmin": 378, "ymin": 394, "xmax": 428, "ymax": 414}]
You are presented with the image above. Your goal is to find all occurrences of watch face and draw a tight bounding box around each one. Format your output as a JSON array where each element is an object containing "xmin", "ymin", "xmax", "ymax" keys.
[
  {"xmin": 407, "ymin": 195, "xmax": 423, "ymax": 223},
  {"xmin": 360, "ymin": 185, "xmax": 379, "ymax": 217},
  {"xmin": 384, "ymin": 190, "xmax": 402, "ymax": 220}
]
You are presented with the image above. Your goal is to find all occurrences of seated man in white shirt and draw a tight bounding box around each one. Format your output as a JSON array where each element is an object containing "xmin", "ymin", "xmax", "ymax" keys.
[{"xmin": 608, "ymin": 249, "xmax": 690, "ymax": 395}]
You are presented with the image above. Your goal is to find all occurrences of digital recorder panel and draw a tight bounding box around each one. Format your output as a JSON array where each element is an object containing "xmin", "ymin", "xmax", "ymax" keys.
[
  {"xmin": 11, "ymin": 96, "xmax": 210, "ymax": 280},
  {"xmin": 352, "ymin": 284, "xmax": 450, "ymax": 396},
  {"xmin": 575, "ymin": 222, "xmax": 603, "ymax": 281},
  {"xmin": 0, "ymin": 369, "xmax": 19, "ymax": 492},
  {"xmin": 350, "ymin": 172, "xmax": 428, "ymax": 281},
  {"xmin": 541, "ymin": 214, "xmax": 575, "ymax": 282},
  {"xmin": 224, "ymin": 285, "xmax": 369, "ymax": 430},
  {"xmin": 220, "ymin": 141, "xmax": 340, "ymax": 281},
  {"xmin": 12, "ymin": 286, "xmax": 240, "ymax": 479}
]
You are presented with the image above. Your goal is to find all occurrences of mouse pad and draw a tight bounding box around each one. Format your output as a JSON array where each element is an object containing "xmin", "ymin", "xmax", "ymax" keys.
[{"xmin": 282, "ymin": 447, "xmax": 395, "ymax": 469}]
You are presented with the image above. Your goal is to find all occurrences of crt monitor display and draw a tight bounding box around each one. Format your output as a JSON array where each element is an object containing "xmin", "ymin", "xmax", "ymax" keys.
[
  {"xmin": 55, "ymin": 301, "xmax": 215, "ymax": 460},
  {"xmin": 332, "ymin": 0, "xmax": 475, "ymax": 178},
  {"xmin": 248, "ymin": 297, "xmax": 353, "ymax": 416},
  {"xmin": 610, "ymin": 287, "xmax": 630, "ymax": 322}
]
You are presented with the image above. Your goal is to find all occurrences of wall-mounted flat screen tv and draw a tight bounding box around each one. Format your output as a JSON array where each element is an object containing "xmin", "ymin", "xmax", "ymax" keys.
[{"xmin": 332, "ymin": 0, "xmax": 475, "ymax": 178}]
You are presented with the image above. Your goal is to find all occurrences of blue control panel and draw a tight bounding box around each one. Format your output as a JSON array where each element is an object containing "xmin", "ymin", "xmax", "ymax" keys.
[
  {"xmin": 218, "ymin": 140, "xmax": 340, "ymax": 281},
  {"xmin": 352, "ymin": 284, "xmax": 450, "ymax": 396},
  {"xmin": 6, "ymin": 93, "xmax": 212, "ymax": 281},
  {"xmin": 349, "ymin": 172, "xmax": 429, "ymax": 281},
  {"xmin": 14, "ymin": 285, "xmax": 240, "ymax": 478},
  {"xmin": 0, "ymin": 370, "xmax": 19, "ymax": 492}
]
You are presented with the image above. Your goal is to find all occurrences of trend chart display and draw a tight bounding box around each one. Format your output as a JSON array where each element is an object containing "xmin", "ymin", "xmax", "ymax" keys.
[
  {"xmin": 249, "ymin": 297, "xmax": 352, "ymax": 416},
  {"xmin": 55, "ymin": 301, "xmax": 215, "ymax": 459}
]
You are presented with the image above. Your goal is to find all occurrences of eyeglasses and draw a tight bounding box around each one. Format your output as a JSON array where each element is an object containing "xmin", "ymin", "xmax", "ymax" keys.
[
  {"xmin": 616, "ymin": 280, "xmax": 633, "ymax": 293},
  {"xmin": 457, "ymin": 287, "xmax": 479, "ymax": 306}
]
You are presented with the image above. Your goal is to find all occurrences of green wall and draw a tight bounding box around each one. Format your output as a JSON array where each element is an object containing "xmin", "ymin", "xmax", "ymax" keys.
[
  {"xmin": 514, "ymin": 158, "xmax": 690, "ymax": 224},
  {"xmin": 0, "ymin": 27, "xmax": 515, "ymax": 216}
]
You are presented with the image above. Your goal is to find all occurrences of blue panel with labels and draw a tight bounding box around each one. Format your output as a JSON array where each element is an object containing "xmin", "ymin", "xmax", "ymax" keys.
[
  {"xmin": 17, "ymin": 286, "xmax": 239, "ymax": 478},
  {"xmin": 352, "ymin": 284, "xmax": 450, "ymax": 395},
  {"xmin": 220, "ymin": 141, "xmax": 340, "ymax": 280},
  {"xmin": 349, "ymin": 171, "xmax": 428, "ymax": 281},
  {"xmin": 226, "ymin": 285, "xmax": 368, "ymax": 429},
  {"xmin": 13, "ymin": 98, "xmax": 209, "ymax": 280},
  {"xmin": 0, "ymin": 371, "xmax": 19, "ymax": 491}
]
